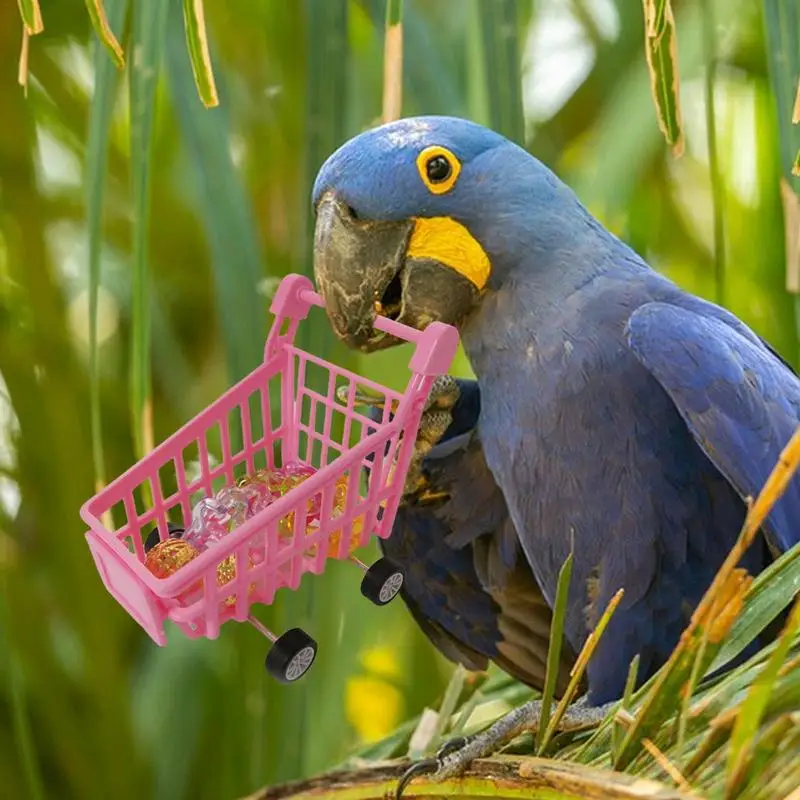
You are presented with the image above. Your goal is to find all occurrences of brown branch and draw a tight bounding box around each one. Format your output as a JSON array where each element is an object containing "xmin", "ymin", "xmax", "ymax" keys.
[{"xmin": 243, "ymin": 755, "xmax": 692, "ymax": 799}]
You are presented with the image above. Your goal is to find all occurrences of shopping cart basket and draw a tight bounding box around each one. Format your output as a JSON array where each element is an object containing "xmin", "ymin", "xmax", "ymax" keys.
[{"xmin": 80, "ymin": 273, "xmax": 459, "ymax": 683}]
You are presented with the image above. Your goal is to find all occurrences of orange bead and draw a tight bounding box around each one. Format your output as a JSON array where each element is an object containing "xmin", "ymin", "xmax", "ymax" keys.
[
  {"xmin": 144, "ymin": 538, "xmax": 200, "ymax": 578},
  {"xmin": 217, "ymin": 552, "xmax": 258, "ymax": 607}
]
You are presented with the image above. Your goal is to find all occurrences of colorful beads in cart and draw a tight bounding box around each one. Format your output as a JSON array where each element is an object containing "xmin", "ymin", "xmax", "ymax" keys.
[{"xmin": 143, "ymin": 463, "xmax": 364, "ymax": 605}]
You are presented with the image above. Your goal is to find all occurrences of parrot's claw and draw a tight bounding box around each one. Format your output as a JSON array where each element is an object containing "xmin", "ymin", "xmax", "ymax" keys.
[
  {"xmin": 336, "ymin": 382, "xmax": 391, "ymax": 408},
  {"xmin": 395, "ymin": 697, "xmax": 613, "ymax": 798},
  {"xmin": 424, "ymin": 374, "xmax": 461, "ymax": 413},
  {"xmin": 435, "ymin": 735, "xmax": 472, "ymax": 759},
  {"xmin": 394, "ymin": 756, "xmax": 439, "ymax": 799},
  {"xmin": 394, "ymin": 737, "xmax": 472, "ymax": 799}
]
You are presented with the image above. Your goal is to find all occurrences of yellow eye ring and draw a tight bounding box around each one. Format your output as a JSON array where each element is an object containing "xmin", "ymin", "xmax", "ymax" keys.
[{"xmin": 416, "ymin": 146, "xmax": 461, "ymax": 195}]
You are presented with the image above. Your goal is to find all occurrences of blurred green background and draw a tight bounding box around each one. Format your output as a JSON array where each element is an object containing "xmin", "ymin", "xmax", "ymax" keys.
[{"xmin": 1, "ymin": 0, "xmax": 798, "ymax": 798}]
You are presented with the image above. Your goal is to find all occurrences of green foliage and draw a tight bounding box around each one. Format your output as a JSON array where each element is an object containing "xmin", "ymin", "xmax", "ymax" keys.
[
  {"xmin": 181, "ymin": 0, "xmax": 219, "ymax": 108},
  {"xmin": 2, "ymin": 1, "xmax": 800, "ymax": 799},
  {"xmin": 642, "ymin": 0, "xmax": 684, "ymax": 155},
  {"xmin": 83, "ymin": 0, "xmax": 125, "ymax": 69}
]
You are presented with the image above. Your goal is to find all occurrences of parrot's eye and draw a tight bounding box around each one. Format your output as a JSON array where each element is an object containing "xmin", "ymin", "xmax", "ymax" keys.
[
  {"xmin": 426, "ymin": 156, "xmax": 451, "ymax": 183},
  {"xmin": 416, "ymin": 145, "xmax": 461, "ymax": 195}
]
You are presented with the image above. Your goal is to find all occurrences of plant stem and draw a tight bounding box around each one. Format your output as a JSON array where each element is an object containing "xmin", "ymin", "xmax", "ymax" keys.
[{"xmin": 702, "ymin": 0, "xmax": 725, "ymax": 305}]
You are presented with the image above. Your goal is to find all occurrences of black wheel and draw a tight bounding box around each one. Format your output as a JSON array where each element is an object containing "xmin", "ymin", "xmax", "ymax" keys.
[
  {"xmin": 265, "ymin": 628, "xmax": 318, "ymax": 683},
  {"xmin": 360, "ymin": 557, "xmax": 404, "ymax": 606},
  {"xmin": 144, "ymin": 523, "xmax": 185, "ymax": 553}
]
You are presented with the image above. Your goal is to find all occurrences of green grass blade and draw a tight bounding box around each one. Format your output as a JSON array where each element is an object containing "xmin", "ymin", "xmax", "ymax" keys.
[
  {"xmin": 359, "ymin": 0, "xmax": 465, "ymax": 117},
  {"xmin": 84, "ymin": 0, "xmax": 125, "ymax": 68},
  {"xmin": 701, "ymin": 0, "xmax": 725, "ymax": 306},
  {"xmin": 430, "ymin": 665, "xmax": 468, "ymax": 750},
  {"xmin": 648, "ymin": 0, "xmax": 668, "ymax": 37},
  {"xmin": 539, "ymin": 588, "xmax": 624, "ymax": 755},
  {"xmin": 465, "ymin": 0, "xmax": 489, "ymax": 126},
  {"xmin": 129, "ymin": 0, "xmax": 169, "ymax": 461},
  {"xmin": 290, "ymin": 0, "xmax": 364, "ymax": 782},
  {"xmin": 535, "ymin": 551, "xmax": 573, "ymax": 754},
  {"xmin": 16, "ymin": 0, "xmax": 42, "ymax": 34},
  {"xmin": 763, "ymin": 0, "xmax": 800, "ymax": 183},
  {"xmin": 614, "ymin": 570, "xmax": 752, "ymax": 769},
  {"xmin": 675, "ymin": 629, "xmax": 707, "ymax": 747},
  {"xmin": 181, "ymin": 0, "xmax": 219, "ymax": 107},
  {"xmin": 0, "ymin": 572, "xmax": 44, "ymax": 800},
  {"xmin": 725, "ymin": 598, "xmax": 800, "ymax": 793},
  {"xmin": 763, "ymin": 0, "xmax": 800, "ymax": 326},
  {"xmin": 612, "ymin": 655, "xmax": 639, "ymax": 760},
  {"xmin": 164, "ymin": 11, "xmax": 264, "ymax": 386},
  {"xmin": 165, "ymin": 6, "xmax": 270, "ymax": 791},
  {"xmin": 642, "ymin": 0, "xmax": 684, "ymax": 156},
  {"xmin": 86, "ymin": 0, "xmax": 128, "ymax": 495},
  {"xmin": 477, "ymin": 0, "xmax": 524, "ymax": 144},
  {"xmin": 708, "ymin": 541, "xmax": 800, "ymax": 674},
  {"xmin": 385, "ymin": 0, "xmax": 403, "ymax": 26}
]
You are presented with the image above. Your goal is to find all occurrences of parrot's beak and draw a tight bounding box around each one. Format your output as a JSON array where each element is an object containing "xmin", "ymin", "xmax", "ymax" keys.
[{"xmin": 313, "ymin": 192, "xmax": 485, "ymax": 351}]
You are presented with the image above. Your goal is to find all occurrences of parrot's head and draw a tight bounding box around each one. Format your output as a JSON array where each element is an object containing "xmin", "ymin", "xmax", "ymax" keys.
[{"xmin": 312, "ymin": 115, "xmax": 577, "ymax": 351}]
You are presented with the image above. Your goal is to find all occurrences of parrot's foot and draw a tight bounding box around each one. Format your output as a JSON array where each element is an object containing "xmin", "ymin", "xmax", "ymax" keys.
[
  {"xmin": 341, "ymin": 375, "xmax": 461, "ymax": 498},
  {"xmin": 395, "ymin": 696, "xmax": 613, "ymax": 798},
  {"xmin": 403, "ymin": 375, "xmax": 461, "ymax": 496},
  {"xmin": 424, "ymin": 374, "xmax": 461, "ymax": 413}
]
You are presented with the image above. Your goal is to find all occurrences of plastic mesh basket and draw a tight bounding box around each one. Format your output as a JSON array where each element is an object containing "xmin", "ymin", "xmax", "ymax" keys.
[{"xmin": 80, "ymin": 274, "xmax": 460, "ymax": 648}]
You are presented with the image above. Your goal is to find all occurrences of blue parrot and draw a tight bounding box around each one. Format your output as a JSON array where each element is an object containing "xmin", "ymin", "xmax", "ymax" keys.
[
  {"xmin": 375, "ymin": 378, "xmax": 578, "ymax": 697},
  {"xmin": 310, "ymin": 116, "xmax": 800, "ymax": 785}
]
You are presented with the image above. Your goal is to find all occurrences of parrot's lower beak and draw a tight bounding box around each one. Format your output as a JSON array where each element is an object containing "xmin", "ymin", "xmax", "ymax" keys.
[{"xmin": 313, "ymin": 192, "xmax": 483, "ymax": 351}]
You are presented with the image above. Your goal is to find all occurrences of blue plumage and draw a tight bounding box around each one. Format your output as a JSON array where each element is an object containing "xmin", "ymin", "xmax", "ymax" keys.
[{"xmin": 314, "ymin": 116, "xmax": 800, "ymax": 705}]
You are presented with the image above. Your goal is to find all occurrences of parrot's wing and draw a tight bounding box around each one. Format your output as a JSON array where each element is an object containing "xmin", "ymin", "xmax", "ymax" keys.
[
  {"xmin": 382, "ymin": 381, "xmax": 575, "ymax": 693},
  {"xmin": 626, "ymin": 301, "xmax": 800, "ymax": 554}
]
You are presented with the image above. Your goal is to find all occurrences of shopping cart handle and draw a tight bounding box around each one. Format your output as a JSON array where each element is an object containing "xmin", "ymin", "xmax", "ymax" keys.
[{"xmin": 270, "ymin": 273, "xmax": 459, "ymax": 376}]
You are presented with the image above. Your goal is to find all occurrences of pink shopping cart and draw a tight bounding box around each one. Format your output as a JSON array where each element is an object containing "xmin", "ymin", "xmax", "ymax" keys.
[{"xmin": 80, "ymin": 273, "xmax": 459, "ymax": 684}]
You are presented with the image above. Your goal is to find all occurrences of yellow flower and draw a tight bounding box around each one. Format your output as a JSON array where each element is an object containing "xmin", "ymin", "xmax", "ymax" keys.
[{"xmin": 345, "ymin": 644, "xmax": 403, "ymax": 742}]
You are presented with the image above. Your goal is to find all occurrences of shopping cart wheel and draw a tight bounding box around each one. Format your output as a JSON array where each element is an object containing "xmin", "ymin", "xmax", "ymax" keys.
[
  {"xmin": 265, "ymin": 628, "xmax": 318, "ymax": 684},
  {"xmin": 144, "ymin": 523, "xmax": 185, "ymax": 553},
  {"xmin": 360, "ymin": 558, "xmax": 404, "ymax": 606}
]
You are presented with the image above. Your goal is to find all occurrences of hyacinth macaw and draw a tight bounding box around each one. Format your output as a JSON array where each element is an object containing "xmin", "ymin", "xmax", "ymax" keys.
[{"xmin": 310, "ymin": 116, "xmax": 800, "ymax": 785}]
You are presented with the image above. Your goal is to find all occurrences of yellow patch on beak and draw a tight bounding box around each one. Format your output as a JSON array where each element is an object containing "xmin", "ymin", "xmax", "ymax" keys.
[{"xmin": 407, "ymin": 217, "xmax": 491, "ymax": 291}]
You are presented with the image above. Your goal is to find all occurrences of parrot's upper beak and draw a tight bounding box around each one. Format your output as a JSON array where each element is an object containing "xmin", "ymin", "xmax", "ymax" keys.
[{"xmin": 313, "ymin": 192, "xmax": 488, "ymax": 351}]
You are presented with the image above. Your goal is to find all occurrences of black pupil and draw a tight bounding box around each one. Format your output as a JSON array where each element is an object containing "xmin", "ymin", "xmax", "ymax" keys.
[{"xmin": 426, "ymin": 155, "xmax": 451, "ymax": 183}]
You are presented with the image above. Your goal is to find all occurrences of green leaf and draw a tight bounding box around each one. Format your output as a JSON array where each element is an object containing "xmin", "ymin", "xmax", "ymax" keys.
[
  {"xmin": 129, "ymin": 0, "xmax": 169, "ymax": 460},
  {"xmin": 359, "ymin": 0, "xmax": 465, "ymax": 117},
  {"xmin": 385, "ymin": 0, "xmax": 403, "ymax": 28},
  {"xmin": 86, "ymin": 0, "xmax": 128, "ymax": 493},
  {"xmin": 701, "ymin": 0, "xmax": 725, "ymax": 306},
  {"xmin": 0, "ymin": 579, "xmax": 44, "ymax": 800},
  {"xmin": 83, "ymin": 0, "xmax": 125, "ymax": 68},
  {"xmin": 708, "ymin": 542, "xmax": 800, "ymax": 675},
  {"xmin": 725, "ymin": 598, "xmax": 800, "ymax": 793},
  {"xmin": 165, "ymin": 12, "xmax": 264, "ymax": 385},
  {"xmin": 641, "ymin": 0, "xmax": 684, "ymax": 156},
  {"xmin": 431, "ymin": 665, "xmax": 468, "ymax": 751},
  {"xmin": 477, "ymin": 0, "xmax": 524, "ymax": 144},
  {"xmin": 763, "ymin": 0, "xmax": 800, "ymax": 184},
  {"xmin": 181, "ymin": 0, "xmax": 219, "ymax": 107},
  {"xmin": 614, "ymin": 570, "xmax": 752, "ymax": 769},
  {"xmin": 647, "ymin": 0, "xmax": 668, "ymax": 38},
  {"xmin": 535, "ymin": 551, "xmax": 573, "ymax": 754},
  {"xmin": 16, "ymin": 0, "xmax": 43, "ymax": 34},
  {"xmin": 612, "ymin": 655, "xmax": 639, "ymax": 760},
  {"xmin": 539, "ymin": 588, "xmax": 624, "ymax": 755}
]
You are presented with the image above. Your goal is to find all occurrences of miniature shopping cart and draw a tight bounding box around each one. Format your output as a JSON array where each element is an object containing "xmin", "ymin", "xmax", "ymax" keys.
[{"xmin": 80, "ymin": 273, "xmax": 459, "ymax": 684}]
